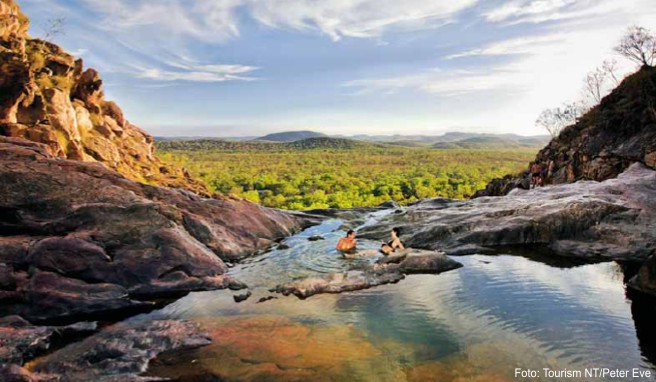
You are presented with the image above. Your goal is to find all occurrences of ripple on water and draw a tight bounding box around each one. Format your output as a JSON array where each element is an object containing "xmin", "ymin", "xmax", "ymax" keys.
[{"xmin": 133, "ymin": 215, "xmax": 656, "ymax": 381}]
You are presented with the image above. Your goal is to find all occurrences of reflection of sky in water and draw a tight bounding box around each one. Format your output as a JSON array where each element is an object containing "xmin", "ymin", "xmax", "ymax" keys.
[{"xmin": 133, "ymin": 215, "xmax": 656, "ymax": 381}]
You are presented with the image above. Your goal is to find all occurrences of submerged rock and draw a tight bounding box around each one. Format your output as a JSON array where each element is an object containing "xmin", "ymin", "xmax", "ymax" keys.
[
  {"xmin": 360, "ymin": 164, "xmax": 656, "ymax": 263},
  {"xmin": 146, "ymin": 315, "xmax": 401, "ymax": 382},
  {"xmin": 307, "ymin": 235, "xmax": 325, "ymax": 241},
  {"xmin": 273, "ymin": 249, "xmax": 462, "ymax": 298},
  {"xmin": 233, "ymin": 291, "xmax": 252, "ymax": 303}
]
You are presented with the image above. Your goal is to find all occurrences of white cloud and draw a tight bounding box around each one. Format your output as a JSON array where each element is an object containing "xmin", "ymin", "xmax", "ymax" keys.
[
  {"xmin": 134, "ymin": 58, "xmax": 259, "ymax": 82},
  {"xmin": 484, "ymin": 0, "xmax": 579, "ymax": 23},
  {"xmin": 247, "ymin": 0, "xmax": 477, "ymax": 41},
  {"xmin": 344, "ymin": 0, "xmax": 656, "ymax": 134},
  {"xmin": 79, "ymin": 0, "xmax": 477, "ymax": 42},
  {"xmin": 80, "ymin": 0, "xmax": 243, "ymax": 42},
  {"xmin": 445, "ymin": 34, "xmax": 566, "ymax": 59}
]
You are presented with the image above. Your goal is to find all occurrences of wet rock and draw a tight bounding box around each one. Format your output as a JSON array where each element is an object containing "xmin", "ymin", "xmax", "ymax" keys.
[
  {"xmin": 257, "ymin": 296, "xmax": 278, "ymax": 303},
  {"xmin": 378, "ymin": 200, "xmax": 401, "ymax": 209},
  {"xmin": 27, "ymin": 320, "xmax": 211, "ymax": 382},
  {"xmin": 387, "ymin": 249, "xmax": 463, "ymax": 275},
  {"xmin": 307, "ymin": 235, "xmax": 325, "ymax": 241},
  {"xmin": 0, "ymin": 137, "xmax": 311, "ymax": 321},
  {"xmin": 0, "ymin": 315, "xmax": 97, "ymax": 365},
  {"xmin": 273, "ymin": 249, "xmax": 462, "ymax": 298},
  {"xmin": 630, "ymin": 255, "xmax": 656, "ymax": 296},
  {"xmin": 273, "ymin": 270, "xmax": 405, "ymax": 299},
  {"xmin": 233, "ymin": 291, "xmax": 251, "ymax": 303},
  {"xmin": 276, "ymin": 243, "xmax": 290, "ymax": 250},
  {"xmin": 361, "ymin": 164, "xmax": 656, "ymax": 262},
  {"xmin": 444, "ymin": 244, "xmax": 496, "ymax": 256}
]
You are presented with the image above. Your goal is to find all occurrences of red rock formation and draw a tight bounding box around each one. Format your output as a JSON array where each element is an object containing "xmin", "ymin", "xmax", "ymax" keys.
[{"xmin": 0, "ymin": 0, "xmax": 207, "ymax": 194}]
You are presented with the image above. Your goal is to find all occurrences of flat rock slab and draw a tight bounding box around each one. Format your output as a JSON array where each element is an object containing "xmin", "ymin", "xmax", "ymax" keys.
[
  {"xmin": 273, "ymin": 249, "xmax": 462, "ymax": 298},
  {"xmin": 360, "ymin": 163, "xmax": 656, "ymax": 263}
]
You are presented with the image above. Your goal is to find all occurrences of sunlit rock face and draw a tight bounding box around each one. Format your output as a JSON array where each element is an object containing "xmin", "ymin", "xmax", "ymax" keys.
[
  {"xmin": 0, "ymin": 0, "xmax": 206, "ymax": 194},
  {"xmin": 476, "ymin": 65, "xmax": 656, "ymax": 197},
  {"xmin": 0, "ymin": 137, "xmax": 310, "ymax": 322},
  {"xmin": 362, "ymin": 163, "xmax": 656, "ymax": 263}
]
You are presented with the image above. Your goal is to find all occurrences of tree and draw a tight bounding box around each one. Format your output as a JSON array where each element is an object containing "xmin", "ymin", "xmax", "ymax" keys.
[
  {"xmin": 41, "ymin": 17, "xmax": 66, "ymax": 41},
  {"xmin": 584, "ymin": 59, "xmax": 620, "ymax": 104},
  {"xmin": 615, "ymin": 25, "xmax": 656, "ymax": 67},
  {"xmin": 536, "ymin": 102, "xmax": 588, "ymax": 138}
]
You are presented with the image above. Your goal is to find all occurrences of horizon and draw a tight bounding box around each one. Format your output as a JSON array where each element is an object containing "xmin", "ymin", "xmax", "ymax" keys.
[
  {"xmin": 20, "ymin": 0, "xmax": 656, "ymax": 137},
  {"xmin": 152, "ymin": 129, "xmax": 550, "ymax": 139}
]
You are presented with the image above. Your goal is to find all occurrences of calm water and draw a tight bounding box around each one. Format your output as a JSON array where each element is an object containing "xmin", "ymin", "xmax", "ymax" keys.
[{"xmin": 133, "ymin": 211, "xmax": 656, "ymax": 382}]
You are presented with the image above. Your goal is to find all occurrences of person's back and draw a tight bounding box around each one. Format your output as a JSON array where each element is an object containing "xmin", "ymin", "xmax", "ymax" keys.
[{"xmin": 337, "ymin": 230, "xmax": 357, "ymax": 252}]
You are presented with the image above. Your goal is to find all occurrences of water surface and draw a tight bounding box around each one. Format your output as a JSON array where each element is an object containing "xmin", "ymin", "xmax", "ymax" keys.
[{"xmin": 135, "ymin": 211, "xmax": 656, "ymax": 381}]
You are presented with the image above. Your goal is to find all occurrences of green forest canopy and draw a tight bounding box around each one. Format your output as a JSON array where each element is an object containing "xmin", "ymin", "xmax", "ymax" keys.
[{"xmin": 157, "ymin": 140, "xmax": 535, "ymax": 210}]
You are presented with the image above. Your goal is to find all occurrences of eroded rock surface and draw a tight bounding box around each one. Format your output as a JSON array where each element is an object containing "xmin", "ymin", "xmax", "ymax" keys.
[
  {"xmin": 273, "ymin": 249, "xmax": 462, "ymax": 298},
  {"xmin": 0, "ymin": 137, "xmax": 311, "ymax": 321},
  {"xmin": 11, "ymin": 320, "xmax": 211, "ymax": 382},
  {"xmin": 0, "ymin": 315, "xmax": 96, "ymax": 365},
  {"xmin": 361, "ymin": 164, "xmax": 656, "ymax": 263}
]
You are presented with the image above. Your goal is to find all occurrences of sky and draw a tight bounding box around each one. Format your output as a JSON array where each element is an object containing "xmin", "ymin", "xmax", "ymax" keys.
[{"xmin": 20, "ymin": 0, "xmax": 656, "ymax": 137}]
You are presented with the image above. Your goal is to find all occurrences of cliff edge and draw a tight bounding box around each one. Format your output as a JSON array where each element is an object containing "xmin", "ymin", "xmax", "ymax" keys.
[
  {"xmin": 0, "ymin": 0, "xmax": 207, "ymax": 194},
  {"xmin": 475, "ymin": 65, "xmax": 656, "ymax": 197}
]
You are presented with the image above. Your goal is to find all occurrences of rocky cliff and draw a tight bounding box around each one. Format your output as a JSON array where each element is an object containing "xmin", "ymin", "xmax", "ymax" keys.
[
  {"xmin": 0, "ymin": 0, "xmax": 316, "ymax": 325},
  {"xmin": 0, "ymin": 0, "xmax": 206, "ymax": 194},
  {"xmin": 475, "ymin": 65, "xmax": 656, "ymax": 197}
]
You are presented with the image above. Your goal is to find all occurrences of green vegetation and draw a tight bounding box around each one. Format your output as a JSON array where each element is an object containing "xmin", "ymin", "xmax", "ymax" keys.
[{"xmin": 157, "ymin": 139, "xmax": 536, "ymax": 210}]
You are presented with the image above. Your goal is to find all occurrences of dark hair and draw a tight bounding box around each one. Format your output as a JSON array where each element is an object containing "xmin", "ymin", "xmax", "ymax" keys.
[
  {"xmin": 346, "ymin": 230, "xmax": 355, "ymax": 237},
  {"xmin": 392, "ymin": 227, "xmax": 401, "ymax": 235}
]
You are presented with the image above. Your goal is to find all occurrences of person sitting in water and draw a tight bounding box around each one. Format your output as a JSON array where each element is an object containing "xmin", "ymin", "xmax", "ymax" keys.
[
  {"xmin": 336, "ymin": 230, "xmax": 357, "ymax": 253},
  {"xmin": 381, "ymin": 227, "xmax": 404, "ymax": 255}
]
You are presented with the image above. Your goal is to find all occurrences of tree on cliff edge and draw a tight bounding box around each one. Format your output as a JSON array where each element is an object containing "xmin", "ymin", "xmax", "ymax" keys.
[{"xmin": 615, "ymin": 26, "xmax": 656, "ymax": 67}]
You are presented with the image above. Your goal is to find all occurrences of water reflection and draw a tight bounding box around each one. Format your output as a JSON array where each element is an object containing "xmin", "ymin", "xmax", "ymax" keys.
[{"xmin": 136, "ymin": 214, "xmax": 656, "ymax": 381}]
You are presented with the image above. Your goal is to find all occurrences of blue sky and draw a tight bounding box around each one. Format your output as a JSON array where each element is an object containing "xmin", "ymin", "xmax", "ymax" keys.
[{"xmin": 20, "ymin": 0, "xmax": 656, "ymax": 137}]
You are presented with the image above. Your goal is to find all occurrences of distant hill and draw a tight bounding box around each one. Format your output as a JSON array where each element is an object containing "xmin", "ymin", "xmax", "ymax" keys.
[
  {"xmin": 432, "ymin": 135, "xmax": 550, "ymax": 150},
  {"xmin": 157, "ymin": 136, "xmax": 381, "ymax": 152},
  {"xmin": 255, "ymin": 130, "xmax": 327, "ymax": 142}
]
